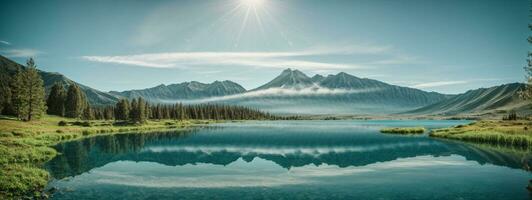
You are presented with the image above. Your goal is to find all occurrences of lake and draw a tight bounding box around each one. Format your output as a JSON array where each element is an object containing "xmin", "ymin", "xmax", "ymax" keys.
[{"xmin": 44, "ymin": 120, "xmax": 531, "ymax": 200}]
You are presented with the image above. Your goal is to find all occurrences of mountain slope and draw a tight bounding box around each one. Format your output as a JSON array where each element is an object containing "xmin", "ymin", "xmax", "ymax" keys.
[
  {"xmin": 111, "ymin": 80, "xmax": 246, "ymax": 101},
  {"xmin": 404, "ymin": 83, "xmax": 530, "ymax": 116},
  {"xmin": 318, "ymin": 72, "xmax": 449, "ymax": 106},
  {"xmin": 319, "ymin": 72, "xmax": 389, "ymax": 89},
  {"xmin": 253, "ymin": 68, "xmax": 316, "ymax": 90},
  {"xmin": 0, "ymin": 55, "xmax": 118, "ymax": 105},
  {"xmin": 310, "ymin": 74, "xmax": 325, "ymax": 83}
]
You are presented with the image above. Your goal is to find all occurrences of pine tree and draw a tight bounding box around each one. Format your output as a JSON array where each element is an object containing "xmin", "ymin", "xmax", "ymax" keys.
[
  {"xmin": 145, "ymin": 101, "xmax": 151, "ymax": 120},
  {"xmin": 129, "ymin": 98, "xmax": 138, "ymax": 122},
  {"xmin": 136, "ymin": 97, "xmax": 146, "ymax": 123},
  {"xmin": 114, "ymin": 99, "xmax": 130, "ymax": 121},
  {"xmin": 520, "ymin": 6, "xmax": 532, "ymax": 100},
  {"xmin": 46, "ymin": 82, "xmax": 66, "ymax": 116},
  {"xmin": 179, "ymin": 103, "xmax": 186, "ymax": 120},
  {"xmin": 11, "ymin": 58, "xmax": 47, "ymax": 121},
  {"xmin": 0, "ymin": 80, "xmax": 12, "ymax": 115},
  {"xmin": 81, "ymin": 104, "xmax": 94, "ymax": 120},
  {"xmin": 523, "ymin": 28, "xmax": 532, "ymax": 99},
  {"xmin": 104, "ymin": 106, "xmax": 114, "ymax": 120},
  {"xmin": 65, "ymin": 84, "xmax": 85, "ymax": 118}
]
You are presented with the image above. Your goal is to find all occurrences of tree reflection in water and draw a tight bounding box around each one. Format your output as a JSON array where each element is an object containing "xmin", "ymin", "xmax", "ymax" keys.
[{"xmin": 45, "ymin": 125, "xmax": 531, "ymax": 180}]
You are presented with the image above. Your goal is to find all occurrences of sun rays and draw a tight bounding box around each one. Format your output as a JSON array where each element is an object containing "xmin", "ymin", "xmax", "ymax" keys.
[{"xmin": 232, "ymin": 0, "xmax": 273, "ymax": 47}]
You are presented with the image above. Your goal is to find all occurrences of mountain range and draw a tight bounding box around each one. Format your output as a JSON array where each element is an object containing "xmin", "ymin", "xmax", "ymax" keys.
[
  {"xmin": 199, "ymin": 69, "xmax": 456, "ymax": 114},
  {"xmin": 110, "ymin": 80, "xmax": 246, "ymax": 100},
  {"xmin": 0, "ymin": 55, "xmax": 528, "ymax": 116},
  {"xmin": 111, "ymin": 68, "xmax": 454, "ymax": 114}
]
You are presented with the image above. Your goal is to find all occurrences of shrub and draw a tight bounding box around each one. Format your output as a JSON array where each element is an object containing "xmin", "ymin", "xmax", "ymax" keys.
[
  {"xmin": 113, "ymin": 121, "xmax": 131, "ymax": 126},
  {"xmin": 0, "ymin": 132, "xmax": 13, "ymax": 137},
  {"xmin": 11, "ymin": 131, "xmax": 25, "ymax": 137},
  {"xmin": 60, "ymin": 134, "xmax": 72, "ymax": 140},
  {"xmin": 73, "ymin": 121, "xmax": 91, "ymax": 127},
  {"xmin": 58, "ymin": 121, "xmax": 68, "ymax": 126},
  {"xmin": 82, "ymin": 130, "xmax": 91, "ymax": 136}
]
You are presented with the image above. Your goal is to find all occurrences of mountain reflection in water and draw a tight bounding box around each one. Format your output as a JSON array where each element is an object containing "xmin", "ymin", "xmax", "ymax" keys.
[{"xmin": 45, "ymin": 121, "xmax": 531, "ymax": 179}]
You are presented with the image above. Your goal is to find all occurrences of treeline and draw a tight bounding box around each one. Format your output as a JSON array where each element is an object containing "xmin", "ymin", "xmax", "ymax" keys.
[
  {"xmin": 47, "ymin": 88, "xmax": 278, "ymax": 122},
  {"xmin": 502, "ymin": 111, "xmax": 518, "ymax": 121},
  {"xmin": 87, "ymin": 98, "xmax": 278, "ymax": 122},
  {"xmin": 0, "ymin": 58, "xmax": 285, "ymax": 122}
]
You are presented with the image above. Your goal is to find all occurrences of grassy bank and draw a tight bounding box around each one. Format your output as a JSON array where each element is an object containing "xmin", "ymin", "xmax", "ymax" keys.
[
  {"xmin": 380, "ymin": 127, "xmax": 426, "ymax": 134},
  {"xmin": 430, "ymin": 120, "xmax": 532, "ymax": 149},
  {"xmin": 0, "ymin": 115, "xmax": 216, "ymax": 199}
]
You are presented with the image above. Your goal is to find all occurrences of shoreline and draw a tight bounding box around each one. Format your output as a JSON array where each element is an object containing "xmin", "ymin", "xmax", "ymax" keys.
[
  {"xmin": 429, "ymin": 120, "xmax": 532, "ymax": 149},
  {"xmin": 0, "ymin": 115, "xmax": 219, "ymax": 199}
]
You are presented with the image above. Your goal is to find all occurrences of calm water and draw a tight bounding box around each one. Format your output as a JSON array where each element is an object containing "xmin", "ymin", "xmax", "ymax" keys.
[{"xmin": 45, "ymin": 120, "xmax": 532, "ymax": 200}]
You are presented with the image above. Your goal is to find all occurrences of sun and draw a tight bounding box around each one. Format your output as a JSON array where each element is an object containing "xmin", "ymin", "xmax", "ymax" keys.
[
  {"xmin": 241, "ymin": 0, "xmax": 265, "ymax": 8},
  {"xmin": 225, "ymin": 0, "xmax": 281, "ymax": 47}
]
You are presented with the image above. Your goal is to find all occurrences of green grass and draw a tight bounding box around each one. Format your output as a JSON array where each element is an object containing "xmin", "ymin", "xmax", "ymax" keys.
[
  {"xmin": 430, "ymin": 120, "xmax": 532, "ymax": 149},
  {"xmin": 0, "ymin": 164, "xmax": 49, "ymax": 198},
  {"xmin": 380, "ymin": 127, "xmax": 426, "ymax": 134},
  {"xmin": 0, "ymin": 115, "xmax": 216, "ymax": 199}
]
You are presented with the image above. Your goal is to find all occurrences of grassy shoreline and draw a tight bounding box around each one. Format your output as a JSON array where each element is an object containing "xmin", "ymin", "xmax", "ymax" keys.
[
  {"xmin": 380, "ymin": 127, "xmax": 426, "ymax": 134},
  {"xmin": 0, "ymin": 115, "xmax": 217, "ymax": 199},
  {"xmin": 430, "ymin": 120, "xmax": 532, "ymax": 149}
]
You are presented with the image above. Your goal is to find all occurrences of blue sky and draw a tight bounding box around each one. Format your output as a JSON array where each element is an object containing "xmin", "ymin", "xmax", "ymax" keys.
[{"xmin": 0, "ymin": 0, "xmax": 529, "ymax": 94}]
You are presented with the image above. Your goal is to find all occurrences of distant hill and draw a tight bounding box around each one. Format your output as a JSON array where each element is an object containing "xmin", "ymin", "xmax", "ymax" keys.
[
  {"xmin": 404, "ymin": 83, "xmax": 531, "ymax": 116},
  {"xmin": 111, "ymin": 80, "xmax": 246, "ymax": 101},
  {"xmin": 0, "ymin": 55, "xmax": 118, "ymax": 105}
]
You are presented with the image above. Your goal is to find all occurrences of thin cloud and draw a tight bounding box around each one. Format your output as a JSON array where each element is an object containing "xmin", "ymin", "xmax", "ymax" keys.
[
  {"xmin": 159, "ymin": 86, "xmax": 382, "ymax": 104},
  {"xmin": 0, "ymin": 40, "xmax": 10, "ymax": 46},
  {"xmin": 411, "ymin": 81, "xmax": 469, "ymax": 89},
  {"xmin": 368, "ymin": 55, "xmax": 421, "ymax": 65},
  {"xmin": 83, "ymin": 56, "xmax": 172, "ymax": 68},
  {"xmin": 81, "ymin": 45, "xmax": 391, "ymax": 70},
  {"xmin": 1, "ymin": 49, "xmax": 42, "ymax": 58},
  {"xmin": 410, "ymin": 78, "xmax": 504, "ymax": 89}
]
